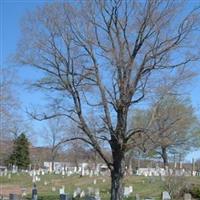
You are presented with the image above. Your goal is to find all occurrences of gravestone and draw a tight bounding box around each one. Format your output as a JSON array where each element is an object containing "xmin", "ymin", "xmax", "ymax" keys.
[
  {"xmin": 21, "ymin": 188, "xmax": 27, "ymax": 197},
  {"xmin": 161, "ymin": 176, "xmax": 165, "ymax": 182},
  {"xmin": 95, "ymin": 188, "xmax": 100, "ymax": 196},
  {"xmin": 35, "ymin": 176, "xmax": 40, "ymax": 182},
  {"xmin": 85, "ymin": 170, "xmax": 90, "ymax": 176},
  {"xmin": 135, "ymin": 193, "xmax": 140, "ymax": 200},
  {"xmin": 8, "ymin": 174, "xmax": 11, "ymax": 179},
  {"xmin": 32, "ymin": 184, "xmax": 38, "ymax": 200},
  {"xmin": 85, "ymin": 196, "xmax": 94, "ymax": 200},
  {"xmin": 85, "ymin": 196, "xmax": 99, "ymax": 200},
  {"xmin": 80, "ymin": 191, "xmax": 86, "ymax": 198},
  {"xmin": 60, "ymin": 194, "xmax": 66, "ymax": 200},
  {"xmin": 124, "ymin": 186, "xmax": 133, "ymax": 197},
  {"xmin": 67, "ymin": 171, "xmax": 71, "ymax": 176},
  {"xmin": 4, "ymin": 169, "xmax": 8, "ymax": 176},
  {"xmin": 44, "ymin": 181, "xmax": 48, "ymax": 186},
  {"xmin": 90, "ymin": 170, "xmax": 93, "ymax": 177},
  {"xmin": 129, "ymin": 186, "xmax": 133, "ymax": 193},
  {"xmin": 52, "ymin": 187, "xmax": 56, "ymax": 192},
  {"xmin": 73, "ymin": 187, "xmax": 81, "ymax": 198},
  {"xmin": 73, "ymin": 190, "xmax": 78, "ymax": 198},
  {"xmin": 74, "ymin": 166, "xmax": 77, "ymax": 173},
  {"xmin": 87, "ymin": 187, "xmax": 94, "ymax": 195},
  {"xmin": 62, "ymin": 170, "xmax": 65, "ymax": 176},
  {"xmin": 32, "ymin": 176, "xmax": 36, "ymax": 183},
  {"xmin": 76, "ymin": 187, "xmax": 81, "ymax": 195},
  {"xmin": 60, "ymin": 194, "xmax": 72, "ymax": 200},
  {"xmin": 59, "ymin": 186, "xmax": 65, "ymax": 195},
  {"xmin": 162, "ymin": 191, "xmax": 171, "ymax": 200},
  {"xmin": 9, "ymin": 194, "xmax": 20, "ymax": 200},
  {"xmin": 183, "ymin": 193, "xmax": 192, "ymax": 200},
  {"xmin": 94, "ymin": 192, "xmax": 101, "ymax": 200}
]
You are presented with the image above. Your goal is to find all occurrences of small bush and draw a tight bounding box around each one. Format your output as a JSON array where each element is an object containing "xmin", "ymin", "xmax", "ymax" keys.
[{"xmin": 190, "ymin": 185, "xmax": 200, "ymax": 199}]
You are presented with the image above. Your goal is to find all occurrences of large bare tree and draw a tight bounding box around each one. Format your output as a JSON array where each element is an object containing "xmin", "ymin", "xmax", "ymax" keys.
[{"xmin": 15, "ymin": 1, "xmax": 200, "ymax": 199}]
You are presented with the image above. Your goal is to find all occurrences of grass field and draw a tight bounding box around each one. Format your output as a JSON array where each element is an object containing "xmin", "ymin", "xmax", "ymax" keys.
[{"xmin": 0, "ymin": 173, "xmax": 200, "ymax": 200}]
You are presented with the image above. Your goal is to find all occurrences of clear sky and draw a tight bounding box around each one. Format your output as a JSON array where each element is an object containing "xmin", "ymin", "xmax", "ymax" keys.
[{"xmin": 1, "ymin": 0, "xmax": 200, "ymax": 162}]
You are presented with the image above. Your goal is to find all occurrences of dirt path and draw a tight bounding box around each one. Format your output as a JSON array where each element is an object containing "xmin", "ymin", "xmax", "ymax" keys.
[{"xmin": 0, "ymin": 185, "xmax": 30, "ymax": 197}]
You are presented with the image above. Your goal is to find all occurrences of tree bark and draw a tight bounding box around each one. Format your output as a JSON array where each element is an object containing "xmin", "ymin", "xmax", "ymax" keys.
[
  {"xmin": 161, "ymin": 147, "xmax": 168, "ymax": 169},
  {"xmin": 51, "ymin": 153, "xmax": 55, "ymax": 172},
  {"xmin": 110, "ymin": 152, "xmax": 126, "ymax": 200},
  {"xmin": 51, "ymin": 160, "xmax": 54, "ymax": 172}
]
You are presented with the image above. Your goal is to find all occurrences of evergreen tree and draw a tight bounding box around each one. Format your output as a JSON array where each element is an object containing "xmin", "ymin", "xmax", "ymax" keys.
[{"xmin": 8, "ymin": 133, "xmax": 30, "ymax": 169}]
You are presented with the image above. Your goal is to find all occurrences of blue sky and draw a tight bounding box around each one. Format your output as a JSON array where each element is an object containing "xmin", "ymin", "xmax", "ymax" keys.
[{"xmin": 1, "ymin": 0, "xmax": 200, "ymax": 162}]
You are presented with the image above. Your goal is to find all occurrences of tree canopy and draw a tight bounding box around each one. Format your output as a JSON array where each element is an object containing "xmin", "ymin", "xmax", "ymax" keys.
[
  {"xmin": 131, "ymin": 96, "xmax": 198, "ymax": 168},
  {"xmin": 15, "ymin": 1, "xmax": 200, "ymax": 199}
]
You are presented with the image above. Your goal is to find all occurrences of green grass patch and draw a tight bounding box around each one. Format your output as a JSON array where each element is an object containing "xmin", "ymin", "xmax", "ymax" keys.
[{"xmin": 0, "ymin": 173, "xmax": 199, "ymax": 200}]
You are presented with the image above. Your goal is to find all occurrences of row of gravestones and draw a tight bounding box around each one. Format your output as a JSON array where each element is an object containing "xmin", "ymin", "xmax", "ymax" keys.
[
  {"xmin": 28, "ymin": 166, "xmax": 102, "ymax": 177},
  {"xmin": 3, "ymin": 192, "xmax": 193, "ymax": 200},
  {"xmin": 59, "ymin": 185, "xmax": 101, "ymax": 200},
  {"xmin": 136, "ymin": 168, "xmax": 194, "ymax": 177},
  {"xmin": 3, "ymin": 194, "xmax": 100, "ymax": 200},
  {"xmin": 142, "ymin": 191, "xmax": 193, "ymax": 200},
  {"xmin": 1, "ymin": 187, "xmax": 193, "ymax": 200}
]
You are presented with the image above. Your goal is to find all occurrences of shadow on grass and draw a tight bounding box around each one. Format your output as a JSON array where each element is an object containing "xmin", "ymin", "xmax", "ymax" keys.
[{"xmin": 25, "ymin": 195, "xmax": 60, "ymax": 200}]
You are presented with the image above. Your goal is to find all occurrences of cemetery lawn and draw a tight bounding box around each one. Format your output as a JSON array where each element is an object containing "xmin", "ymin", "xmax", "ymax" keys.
[{"xmin": 0, "ymin": 174, "xmax": 200, "ymax": 200}]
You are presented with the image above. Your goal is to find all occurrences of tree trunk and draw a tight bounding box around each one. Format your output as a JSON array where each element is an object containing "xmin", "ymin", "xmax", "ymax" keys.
[
  {"xmin": 161, "ymin": 147, "xmax": 168, "ymax": 169},
  {"xmin": 51, "ymin": 154, "xmax": 55, "ymax": 172},
  {"xmin": 110, "ymin": 153, "xmax": 126, "ymax": 200}
]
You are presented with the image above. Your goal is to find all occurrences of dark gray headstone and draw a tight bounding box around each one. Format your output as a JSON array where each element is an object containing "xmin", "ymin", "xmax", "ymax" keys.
[
  {"xmin": 9, "ymin": 194, "xmax": 20, "ymax": 200},
  {"xmin": 85, "ymin": 195, "xmax": 96, "ymax": 200},
  {"xmin": 60, "ymin": 194, "xmax": 72, "ymax": 200},
  {"xmin": 32, "ymin": 188, "xmax": 38, "ymax": 200},
  {"xmin": 60, "ymin": 194, "xmax": 66, "ymax": 200}
]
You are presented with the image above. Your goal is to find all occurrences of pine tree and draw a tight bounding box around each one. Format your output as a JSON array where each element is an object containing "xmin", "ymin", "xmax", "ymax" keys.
[{"xmin": 8, "ymin": 133, "xmax": 30, "ymax": 169}]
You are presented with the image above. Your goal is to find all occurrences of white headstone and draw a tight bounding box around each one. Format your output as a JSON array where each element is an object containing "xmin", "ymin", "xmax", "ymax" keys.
[
  {"xmin": 32, "ymin": 176, "xmax": 36, "ymax": 183},
  {"xmin": 52, "ymin": 187, "xmax": 56, "ymax": 192},
  {"xmin": 184, "ymin": 193, "xmax": 191, "ymax": 200},
  {"xmin": 74, "ymin": 187, "xmax": 81, "ymax": 197},
  {"xmin": 80, "ymin": 191, "xmax": 85, "ymax": 198},
  {"xmin": 21, "ymin": 188, "xmax": 27, "ymax": 197},
  {"xmin": 136, "ymin": 193, "xmax": 140, "ymax": 200},
  {"xmin": 124, "ymin": 186, "xmax": 132, "ymax": 197},
  {"xmin": 74, "ymin": 167, "xmax": 77, "ymax": 173},
  {"xmin": 162, "ymin": 191, "xmax": 171, "ymax": 200},
  {"xmin": 59, "ymin": 186, "xmax": 65, "ymax": 194},
  {"xmin": 73, "ymin": 190, "xmax": 78, "ymax": 198},
  {"xmin": 90, "ymin": 170, "xmax": 93, "ymax": 177},
  {"xmin": 44, "ymin": 181, "xmax": 48, "ymax": 186},
  {"xmin": 94, "ymin": 188, "xmax": 101, "ymax": 200}
]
